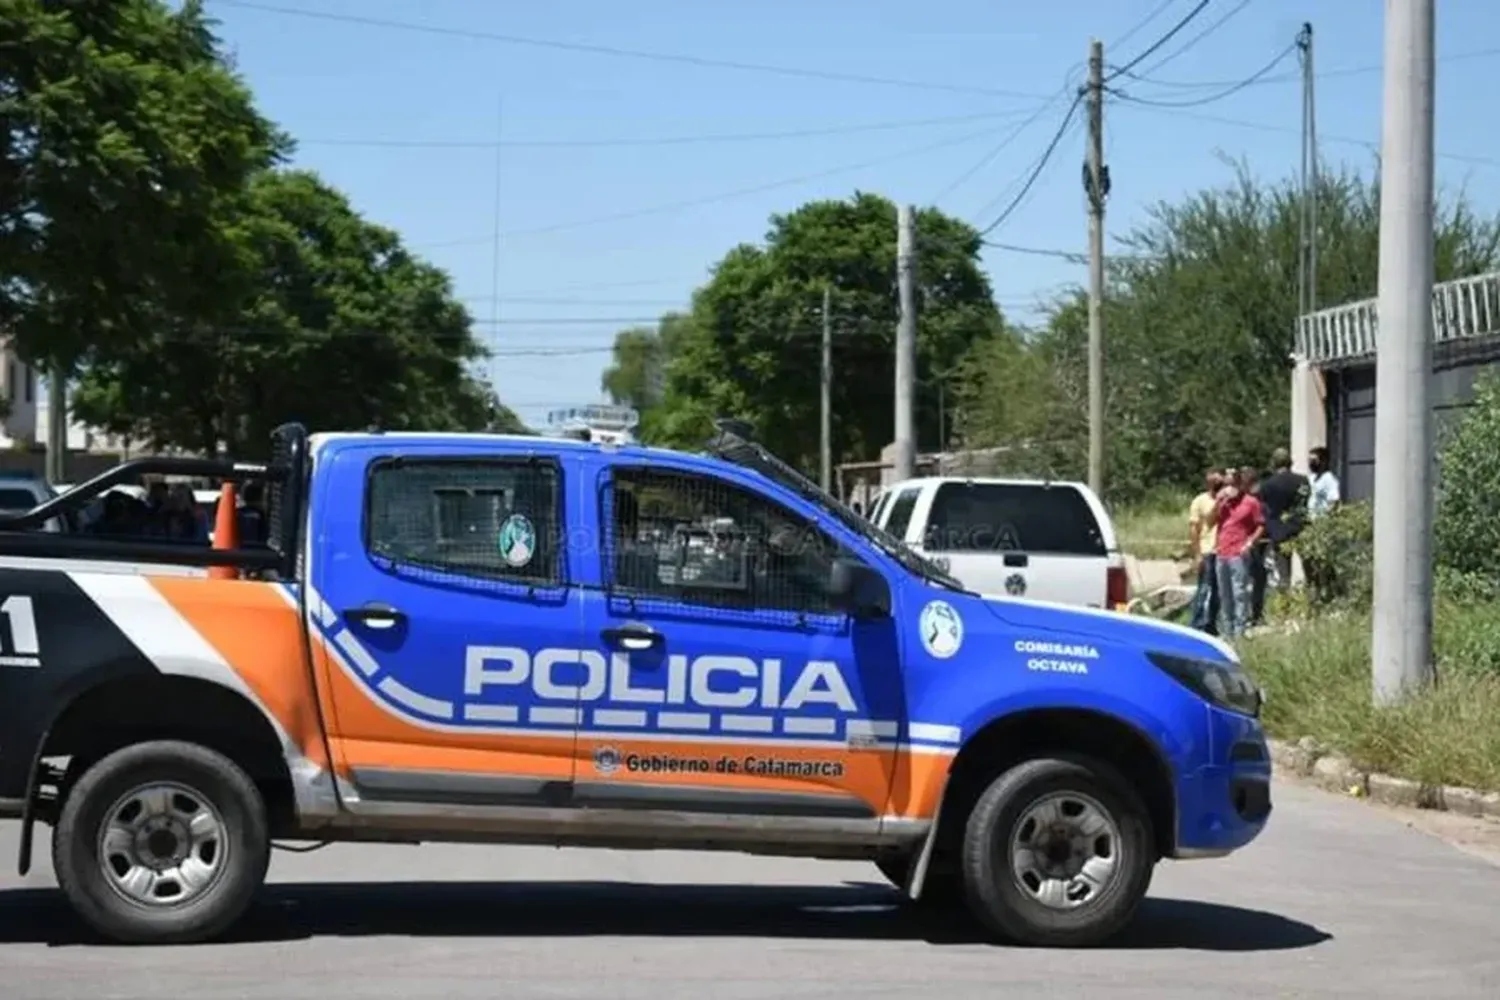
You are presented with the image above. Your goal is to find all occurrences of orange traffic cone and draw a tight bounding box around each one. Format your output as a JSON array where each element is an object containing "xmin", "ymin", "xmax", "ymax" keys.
[{"xmin": 208, "ymin": 480, "xmax": 239, "ymax": 580}]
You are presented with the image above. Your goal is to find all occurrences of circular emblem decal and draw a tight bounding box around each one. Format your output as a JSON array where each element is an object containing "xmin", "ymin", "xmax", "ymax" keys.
[
  {"xmin": 593, "ymin": 745, "xmax": 622, "ymax": 775},
  {"xmin": 497, "ymin": 513, "xmax": 536, "ymax": 567},
  {"xmin": 919, "ymin": 600, "xmax": 964, "ymax": 659},
  {"xmin": 1004, "ymin": 572, "xmax": 1027, "ymax": 596}
]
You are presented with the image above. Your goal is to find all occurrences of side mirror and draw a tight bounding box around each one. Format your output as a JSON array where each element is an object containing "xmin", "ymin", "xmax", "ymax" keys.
[{"xmin": 829, "ymin": 557, "xmax": 891, "ymax": 618}]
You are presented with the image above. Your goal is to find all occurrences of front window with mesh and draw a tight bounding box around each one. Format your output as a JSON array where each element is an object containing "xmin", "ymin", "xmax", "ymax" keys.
[
  {"xmin": 606, "ymin": 467, "xmax": 846, "ymax": 615},
  {"xmin": 365, "ymin": 458, "xmax": 560, "ymax": 585}
]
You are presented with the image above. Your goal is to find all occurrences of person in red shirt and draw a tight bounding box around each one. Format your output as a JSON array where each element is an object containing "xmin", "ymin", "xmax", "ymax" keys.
[{"xmin": 1213, "ymin": 467, "xmax": 1266, "ymax": 638}]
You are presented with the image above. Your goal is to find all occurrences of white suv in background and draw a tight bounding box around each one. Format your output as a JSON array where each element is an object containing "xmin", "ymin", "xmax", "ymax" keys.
[{"xmin": 866, "ymin": 476, "xmax": 1128, "ymax": 610}]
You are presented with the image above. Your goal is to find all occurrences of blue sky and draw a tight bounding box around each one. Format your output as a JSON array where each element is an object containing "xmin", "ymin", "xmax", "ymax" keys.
[{"xmin": 198, "ymin": 0, "xmax": 1500, "ymax": 430}]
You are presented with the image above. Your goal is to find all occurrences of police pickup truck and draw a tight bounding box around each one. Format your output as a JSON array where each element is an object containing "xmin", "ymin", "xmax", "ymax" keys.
[{"xmin": 0, "ymin": 421, "xmax": 1270, "ymax": 947}]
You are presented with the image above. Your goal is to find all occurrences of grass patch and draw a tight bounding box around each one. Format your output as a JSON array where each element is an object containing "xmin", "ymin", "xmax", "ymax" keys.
[
  {"xmin": 1111, "ymin": 490, "xmax": 1191, "ymax": 560},
  {"xmin": 1241, "ymin": 601, "xmax": 1500, "ymax": 793}
]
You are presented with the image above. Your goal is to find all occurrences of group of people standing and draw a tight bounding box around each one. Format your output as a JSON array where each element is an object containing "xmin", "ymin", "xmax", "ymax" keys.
[{"xmin": 1187, "ymin": 446, "xmax": 1341, "ymax": 639}]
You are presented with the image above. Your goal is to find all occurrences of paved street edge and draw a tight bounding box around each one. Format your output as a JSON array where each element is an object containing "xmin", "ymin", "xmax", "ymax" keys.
[{"xmin": 1268, "ymin": 737, "xmax": 1500, "ymax": 819}]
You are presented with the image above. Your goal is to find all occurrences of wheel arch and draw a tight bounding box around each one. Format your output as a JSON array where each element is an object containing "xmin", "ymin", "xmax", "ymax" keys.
[
  {"xmin": 936, "ymin": 706, "xmax": 1178, "ymax": 862},
  {"xmin": 32, "ymin": 673, "xmax": 295, "ymax": 833}
]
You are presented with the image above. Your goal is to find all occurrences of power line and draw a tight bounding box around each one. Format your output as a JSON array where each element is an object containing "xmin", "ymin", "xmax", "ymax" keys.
[
  {"xmin": 1133, "ymin": 0, "xmax": 1254, "ymax": 79},
  {"xmin": 1108, "ymin": 42, "xmax": 1298, "ymax": 109},
  {"xmin": 1107, "ymin": 0, "xmax": 1180, "ymax": 52},
  {"xmin": 1102, "ymin": 0, "xmax": 1211, "ymax": 84},
  {"xmin": 1116, "ymin": 102, "xmax": 1500, "ymax": 169},
  {"xmin": 214, "ymin": 0, "xmax": 1051, "ymax": 100},
  {"xmin": 929, "ymin": 78, "xmax": 1080, "ymax": 204},
  {"xmin": 414, "ymin": 123, "xmax": 1017, "ymax": 248},
  {"xmin": 1094, "ymin": 43, "xmax": 1500, "ymax": 93},
  {"xmin": 974, "ymin": 92, "xmax": 1086, "ymax": 237},
  {"xmin": 298, "ymin": 109, "xmax": 1045, "ymax": 150}
]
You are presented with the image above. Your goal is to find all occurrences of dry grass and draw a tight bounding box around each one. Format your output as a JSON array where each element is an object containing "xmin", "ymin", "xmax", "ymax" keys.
[
  {"xmin": 1241, "ymin": 602, "xmax": 1500, "ymax": 793},
  {"xmin": 1111, "ymin": 491, "xmax": 1192, "ymax": 560}
]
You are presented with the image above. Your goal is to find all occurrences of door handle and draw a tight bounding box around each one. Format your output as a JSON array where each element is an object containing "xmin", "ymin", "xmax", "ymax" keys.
[
  {"xmin": 602, "ymin": 624, "xmax": 662, "ymax": 653},
  {"xmin": 344, "ymin": 602, "xmax": 406, "ymax": 630},
  {"xmin": 1003, "ymin": 553, "xmax": 1029, "ymax": 568}
]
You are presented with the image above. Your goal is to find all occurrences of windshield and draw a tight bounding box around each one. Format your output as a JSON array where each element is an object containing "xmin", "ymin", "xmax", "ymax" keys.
[{"xmin": 709, "ymin": 431, "xmax": 968, "ymax": 593}]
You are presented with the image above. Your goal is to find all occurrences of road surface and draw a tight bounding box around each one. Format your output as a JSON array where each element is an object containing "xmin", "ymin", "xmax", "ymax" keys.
[{"xmin": 0, "ymin": 781, "xmax": 1496, "ymax": 999}]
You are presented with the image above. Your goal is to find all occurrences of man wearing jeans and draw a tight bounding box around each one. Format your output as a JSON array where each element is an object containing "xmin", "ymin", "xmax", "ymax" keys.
[
  {"xmin": 1188, "ymin": 470, "xmax": 1222, "ymax": 633},
  {"xmin": 1214, "ymin": 469, "xmax": 1266, "ymax": 639}
]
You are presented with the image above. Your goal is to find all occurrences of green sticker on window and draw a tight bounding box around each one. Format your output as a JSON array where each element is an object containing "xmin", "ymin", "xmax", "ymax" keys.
[{"xmin": 497, "ymin": 513, "xmax": 536, "ymax": 568}]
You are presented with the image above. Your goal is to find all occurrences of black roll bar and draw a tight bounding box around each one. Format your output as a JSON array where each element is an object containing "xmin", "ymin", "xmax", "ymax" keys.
[{"xmin": 0, "ymin": 423, "xmax": 310, "ymax": 576}]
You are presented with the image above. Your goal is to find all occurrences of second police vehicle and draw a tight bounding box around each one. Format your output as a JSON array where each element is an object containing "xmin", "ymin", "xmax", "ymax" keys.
[{"xmin": 0, "ymin": 420, "xmax": 1270, "ymax": 946}]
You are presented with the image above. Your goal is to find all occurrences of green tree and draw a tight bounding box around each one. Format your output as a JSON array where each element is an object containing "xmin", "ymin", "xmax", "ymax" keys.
[
  {"xmin": 71, "ymin": 170, "xmax": 498, "ymax": 456},
  {"xmin": 1436, "ymin": 369, "xmax": 1500, "ymax": 582},
  {"xmin": 648, "ymin": 192, "xmax": 1002, "ymax": 470},
  {"xmin": 0, "ymin": 0, "xmax": 284, "ymax": 372},
  {"xmin": 955, "ymin": 163, "xmax": 1500, "ymax": 500}
]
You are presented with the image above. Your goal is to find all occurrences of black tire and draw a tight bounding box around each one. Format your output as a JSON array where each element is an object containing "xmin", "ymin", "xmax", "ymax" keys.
[
  {"xmin": 52, "ymin": 740, "xmax": 270, "ymax": 945},
  {"xmin": 960, "ymin": 755, "xmax": 1154, "ymax": 947}
]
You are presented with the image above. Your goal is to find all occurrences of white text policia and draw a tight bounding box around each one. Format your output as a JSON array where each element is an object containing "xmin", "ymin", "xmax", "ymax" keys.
[{"xmin": 464, "ymin": 647, "xmax": 858, "ymax": 712}]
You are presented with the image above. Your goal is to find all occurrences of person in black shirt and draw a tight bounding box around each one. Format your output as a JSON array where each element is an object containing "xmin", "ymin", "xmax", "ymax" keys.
[{"xmin": 1258, "ymin": 447, "xmax": 1310, "ymax": 601}]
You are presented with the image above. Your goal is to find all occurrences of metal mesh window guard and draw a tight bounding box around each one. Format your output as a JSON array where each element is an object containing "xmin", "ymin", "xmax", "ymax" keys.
[
  {"xmin": 366, "ymin": 458, "xmax": 561, "ymax": 585},
  {"xmin": 604, "ymin": 467, "xmax": 846, "ymax": 615}
]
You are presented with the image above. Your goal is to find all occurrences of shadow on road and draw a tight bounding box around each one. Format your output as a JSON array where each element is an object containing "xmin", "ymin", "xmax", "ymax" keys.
[{"xmin": 0, "ymin": 880, "xmax": 1331, "ymax": 951}]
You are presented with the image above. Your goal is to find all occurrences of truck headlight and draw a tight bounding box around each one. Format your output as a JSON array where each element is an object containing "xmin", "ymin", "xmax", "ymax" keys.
[{"xmin": 1146, "ymin": 651, "xmax": 1263, "ymax": 718}]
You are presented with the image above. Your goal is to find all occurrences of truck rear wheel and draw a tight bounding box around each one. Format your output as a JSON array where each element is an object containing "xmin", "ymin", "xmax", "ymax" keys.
[
  {"xmin": 960, "ymin": 756, "xmax": 1154, "ymax": 947},
  {"xmin": 52, "ymin": 740, "xmax": 270, "ymax": 945}
]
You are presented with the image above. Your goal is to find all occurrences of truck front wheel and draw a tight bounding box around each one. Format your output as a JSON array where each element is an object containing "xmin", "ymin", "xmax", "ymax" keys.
[
  {"xmin": 960, "ymin": 756, "xmax": 1154, "ymax": 947},
  {"xmin": 52, "ymin": 740, "xmax": 270, "ymax": 944}
]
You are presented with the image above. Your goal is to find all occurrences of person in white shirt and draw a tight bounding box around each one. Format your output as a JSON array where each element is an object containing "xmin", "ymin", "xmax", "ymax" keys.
[{"xmin": 1307, "ymin": 446, "xmax": 1341, "ymax": 518}]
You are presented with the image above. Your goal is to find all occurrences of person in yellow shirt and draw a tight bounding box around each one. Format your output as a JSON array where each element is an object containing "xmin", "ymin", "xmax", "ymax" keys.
[{"xmin": 1187, "ymin": 470, "xmax": 1223, "ymax": 634}]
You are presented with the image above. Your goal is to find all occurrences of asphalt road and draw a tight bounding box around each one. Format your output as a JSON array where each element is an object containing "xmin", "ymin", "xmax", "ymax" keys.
[{"xmin": 0, "ymin": 780, "xmax": 1496, "ymax": 1000}]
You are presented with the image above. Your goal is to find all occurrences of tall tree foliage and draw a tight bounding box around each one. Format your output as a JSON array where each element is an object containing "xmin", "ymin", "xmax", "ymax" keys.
[
  {"xmin": 71, "ymin": 170, "xmax": 495, "ymax": 456},
  {"xmin": 954, "ymin": 163, "xmax": 1500, "ymax": 500},
  {"xmin": 0, "ymin": 0, "xmax": 283, "ymax": 372},
  {"xmin": 613, "ymin": 192, "xmax": 1002, "ymax": 470}
]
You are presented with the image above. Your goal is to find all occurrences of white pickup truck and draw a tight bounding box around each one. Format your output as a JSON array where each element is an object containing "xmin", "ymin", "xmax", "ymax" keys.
[{"xmin": 866, "ymin": 476, "xmax": 1128, "ymax": 609}]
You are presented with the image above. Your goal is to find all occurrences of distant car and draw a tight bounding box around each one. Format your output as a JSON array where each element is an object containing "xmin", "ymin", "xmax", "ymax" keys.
[
  {"xmin": 0, "ymin": 472, "xmax": 71, "ymax": 533},
  {"xmin": 866, "ymin": 475, "xmax": 1128, "ymax": 610}
]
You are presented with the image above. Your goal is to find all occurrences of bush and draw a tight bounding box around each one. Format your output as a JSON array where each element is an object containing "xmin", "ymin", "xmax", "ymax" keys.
[
  {"xmin": 1437, "ymin": 368, "xmax": 1500, "ymax": 579},
  {"xmin": 1289, "ymin": 501, "xmax": 1373, "ymax": 609},
  {"xmin": 1243, "ymin": 602, "xmax": 1500, "ymax": 791}
]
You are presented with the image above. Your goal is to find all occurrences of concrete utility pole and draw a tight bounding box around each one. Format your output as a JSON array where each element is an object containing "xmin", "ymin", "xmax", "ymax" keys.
[
  {"xmin": 820, "ymin": 283, "xmax": 833, "ymax": 492},
  {"xmin": 1084, "ymin": 39, "xmax": 1107, "ymax": 498},
  {"xmin": 1297, "ymin": 23, "xmax": 1319, "ymax": 317},
  {"xmin": 45, "ymin": 364, "xmax": 66, "ymax": 485},
  {"xmin": 894, "ymin": 204, "xmax": 917, "ymax": 482},
  {"xmin": 1371, "ymin": 0, "xmax": 1436, "ymax": 707}
]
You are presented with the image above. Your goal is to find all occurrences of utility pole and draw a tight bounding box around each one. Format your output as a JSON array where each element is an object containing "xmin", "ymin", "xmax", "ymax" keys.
[
  {"xmin": 894, "ymin": 204, "xmax": 917, "ymax": 482},
  {"xmin": 1298, "ymin": 23, "xmax": 1319, "ymax": 316},
  {"xmin": 820, "ymin": 283, "xmax": 833, "ymax": 492},
  {"xmin": 1371, "ymin": 0, "xmax": 1436, "ymax": 707},
  {"xmin": 1084, "ymin": 39, "xmax": 1107, "ymax": 498},
  {"xmin": 45, "ymin": 363, "xmax": 66, "ymax": 485}
]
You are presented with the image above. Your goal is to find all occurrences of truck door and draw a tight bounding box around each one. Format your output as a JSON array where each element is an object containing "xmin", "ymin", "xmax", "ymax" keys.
[
  {"xmin": 306, "ymin": 441, "xmax": 586, "ymax": 812},
  {"xmin": 573, "ymin": 458, "xmax": 902, "ymax": 822}
]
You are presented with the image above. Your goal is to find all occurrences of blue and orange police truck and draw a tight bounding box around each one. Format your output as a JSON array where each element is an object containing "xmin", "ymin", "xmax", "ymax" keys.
[{"xmin": 0, "ymin": 421, "xmax": 1270, "ymax": 946}]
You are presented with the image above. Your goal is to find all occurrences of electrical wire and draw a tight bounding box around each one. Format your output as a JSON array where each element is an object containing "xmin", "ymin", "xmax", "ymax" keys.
[
  {"xmin": 1108, "ymin": 42, "xmax": 1297, "ymax": 109},
  {"xmin": 1102, "ymin": 0, "xmax": 1210, "ymax": 84},
  {"xmin": 298, "ymin": 108, "xmax": 1047, "ymax": 150},
  {"xmin": 1130, "ymin": 0, "xmax": 1254, "ymax": 80},
  {"xmin": 928, "ymin": 72, "xmax": 1082, "ymax": 205},
  {"xmin": 973, "ymin": 92, "xmax": 1086, "ymax": 237},
  {"xmin": 214, "ymin": 0, "xmax": 1051, "ymax": 101},
  {"xmin": 1115, "ymin": 103, "xmax": 1500, "ymax": 169},
  {"xmin": 1107, "ymin": 0, "xmax": 1180, "ymax": 53},
  {"xmin": 414, "ymin": 123, "xmax": 1021, "ymax": 249}
]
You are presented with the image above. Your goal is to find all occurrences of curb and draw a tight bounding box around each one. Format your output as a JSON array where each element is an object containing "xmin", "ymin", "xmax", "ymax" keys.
[{"xmin": 1268, "ymin": 737, "xmax": 1500, "ymax": 821}]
